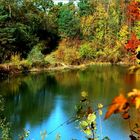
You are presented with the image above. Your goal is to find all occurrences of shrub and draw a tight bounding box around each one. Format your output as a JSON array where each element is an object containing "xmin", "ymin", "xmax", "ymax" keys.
[
  {"xmin": 63, "ymin": 47, "xmax": 80, "ymax": 65},
  {"xmin": 44, "ymin": 52, "xmax": 57, "ymax": 65},
  {"xmin": 27, "ymin": 43, "xmax": 45, "ymax": 66},
  {"xmin": 134, "ymin": 21, "xmax": 140, "ymax": 39},
  {"xmin": 101, "ymin": 47, "xmax": 121, "ymax": 63},
  {"xmin": 94, "ymin": 45, "xmax": 122, "ymax": 63},
  {"xmin": 79, "ymin": 43, "xmax": 95, "ymax": 59},
  {"xmin": 10, "ymin": 53, "xmax": 21, "ymax": 65},
  {"xmin": 55, "ymin": 46, "xmax": 80, "ymax": 65},
  {"xmin": 55, "ymin": 45, "xmax": 65, "ymax": 62}
]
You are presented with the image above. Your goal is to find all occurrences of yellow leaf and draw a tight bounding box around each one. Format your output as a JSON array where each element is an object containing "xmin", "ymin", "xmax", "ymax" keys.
[
  {"xmin": 135, "ymin": 97, "xmax": 140, "ymax": 109},
  {"xmin": 98, "ymin": 103, "xmax": 103, "ymax": 109},
  {"xmin": 98, "ymin": 110, "xmax": 102, "ymax": 116},
  {"xmin": 128, "ymin": 89, "xmax": 140, "ymax": 97},
  {"xmin": 83, "ymin": 127, "xmax": 92, "ymax": 136},
  {"xmin": 98, "ymin": 103, "xmax": 103, "ymax": 116},
  {"xmin": 80, "ymin": 121, "xmax": 88, "ymax": 128},
  {"xmin": 81, "ymin": 91, "xmax": 88, "ymax": 98},
  {"xmin": 87, "ymin": 113, "xmax": 96, "ymax": 123},
  {"xmin": 128, "ymin": 89, "xmax": 140, "ymax": 109}
]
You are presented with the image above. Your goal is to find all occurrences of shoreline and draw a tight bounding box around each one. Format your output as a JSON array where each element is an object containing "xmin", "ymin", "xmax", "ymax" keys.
[{"xmin": 0, "ymin": 61, "xmax": 135, "ymax": 75}]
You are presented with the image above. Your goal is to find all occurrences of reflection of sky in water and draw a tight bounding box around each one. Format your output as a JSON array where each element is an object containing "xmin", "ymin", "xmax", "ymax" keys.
[
  {"xmin": 25, "ymin": 96, "xmax": 85, "ymax": 140},
  {"xmin": 2, "ymin": 65, "xmax": 140, "ymax": 140},
  {"xmin": 98, "ymin": 116, "xmax": 129, "ymax": 140},
  {"xmin": 25, "ymin": 97, "xmax": 130, "ymax": 140}
]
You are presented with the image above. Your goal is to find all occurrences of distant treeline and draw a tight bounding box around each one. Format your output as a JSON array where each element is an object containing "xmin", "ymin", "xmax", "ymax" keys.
[{"xmin": 0, "ymin": 0, "xmax": 140, "ymax": 64}]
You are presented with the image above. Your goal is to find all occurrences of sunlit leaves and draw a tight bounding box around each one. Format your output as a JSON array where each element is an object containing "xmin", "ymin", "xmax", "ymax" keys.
[
  {"xmin": 105, "ymin": 89, "xmax": 140, "ymax": 120},
  {"xmin": 128, "ymin": 89, "xmax": 140, "ymax": 109},
  {"xmin": 125, "ymin": 33, "xmax": 140, "ymax": 53},
  {"xmin": 135, "ymin": 97, "xmax": 140, "ymax": 109},
  {"xmin": 79, "ymin": 113, "xmax": 96, "ymax": 137},
  {"xmin": 80, "ymin": 15, "xmax": 95, "ymax": 38},
  {"xmin": 87, "ymin": 113, "xmax": 96, "ymax": 124},
  {"xmin": 78, "ymin": 89, "xmax": 140, "ymax": 139},
  {"xmin": 81, "ymin": 91, "xmax": 88, "ymax": 98},
  {"xmin": 80, "ymin": 120, "xmax": 88, "ymax": 128},
  {"xmin": 94, "ymin": 3, "xmax": 106, "ymax": 42},
  {"xmin": 98, "ymin": 103, "xmax": 103, "ymax": 116},
  {"xmin": 118, "ymin": 25, "xmax": 129, "ymax": 44},
  {"xmin": 84, "ymin": 127, "xmax": 92, "ymax": 136},
  {"xmin": 79, "ymin": 43, "xmax": 95, "ymax": 59},
  {"xmin": 77, "ymin": 92, "xmax": 97, "ymax": 139},
  {"xmin": 133, "ymin": 21, "xmax": 140, "ymax": 39},
  {"xmin": 124, "ymin": 0, "xmax": 140, "ymax": 60},
  {"xmin": 127, "ymin": 0, "xmax": 140, "ymax": 23},
  {"xmin": 105, "ymin": 94, "xmax": 128, "ymax": 119},
  {"xmin": 76, "ymin": 88, "xmax": 140, "ymax": 139}
]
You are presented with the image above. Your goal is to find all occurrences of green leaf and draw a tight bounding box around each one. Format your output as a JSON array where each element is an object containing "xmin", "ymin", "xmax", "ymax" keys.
[
  {"xmin": 80, "ymin": 121, "xmax": 88, "ymax": 128},
  {"xmin": 87, "ymin": 113, "xmax": 96, "ymax": 124}
]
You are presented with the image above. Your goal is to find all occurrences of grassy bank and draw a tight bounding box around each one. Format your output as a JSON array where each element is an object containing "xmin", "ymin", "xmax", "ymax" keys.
[{"xmin": 0, "ymin": 59, "xmax": 137, "ymax": 77}]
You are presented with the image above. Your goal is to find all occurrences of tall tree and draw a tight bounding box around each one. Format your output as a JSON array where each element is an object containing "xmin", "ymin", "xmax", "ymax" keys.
[
  {"xmin": 58, "ymin": 3, "xmax": 80, "ymax": 38},
  {"xmin": 78, "ymin": 0, "xmax": 93, "ymax": 16}
]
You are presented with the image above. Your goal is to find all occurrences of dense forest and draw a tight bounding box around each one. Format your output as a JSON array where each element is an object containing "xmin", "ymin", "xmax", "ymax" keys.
[
  {"xmin": 0, "ymin": 0, "xmax": 140, "ymax": 67},
  {"xmin": 0, "ymin": 1, "xmax": 140, "ymax": 139}
]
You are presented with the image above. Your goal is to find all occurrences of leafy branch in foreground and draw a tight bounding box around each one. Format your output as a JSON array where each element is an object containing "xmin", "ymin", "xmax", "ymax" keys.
[
  {"xmin": 105, "ymin": 89, "xmax": 140, "ymax": 140},
  {"xmin": 75, "ymin": 91, "xmax": 109, "ymax": 140},
  {"xmin": 105, "ymin": 89, "xmax": 140, "ymax": 119},
  {"xmin": 76, "ymin": 89, "xmax": 140, "ymax": 140},
  {"xmin": 0, "ymin": 95, "xmax": 11, "ymax": 140}
]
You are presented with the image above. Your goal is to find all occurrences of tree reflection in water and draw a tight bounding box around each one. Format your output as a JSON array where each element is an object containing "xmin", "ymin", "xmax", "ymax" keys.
[{"xmin": 0, "ymin": 65, "xmax": 140, "ymax": 139}]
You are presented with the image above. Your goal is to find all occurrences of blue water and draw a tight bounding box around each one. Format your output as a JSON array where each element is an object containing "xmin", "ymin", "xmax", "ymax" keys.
[{"xmin": 1, "ymin": 65, "xmax": 140, "ymax": 140}]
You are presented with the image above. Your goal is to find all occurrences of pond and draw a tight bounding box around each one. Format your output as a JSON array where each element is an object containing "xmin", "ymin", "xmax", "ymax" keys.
[{"xmin": 0, "ymin": 65, "xmax": 140, "ymax": 140}]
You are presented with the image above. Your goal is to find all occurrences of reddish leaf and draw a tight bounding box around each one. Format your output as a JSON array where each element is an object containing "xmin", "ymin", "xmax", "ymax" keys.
[
  {"xmin": 122, "ymin": 112, "xmax": 130, "ymax": 120},
  {"xmin": 104, "ymin": 94, "xmax": 128, "ymax": 119},
  {"xmin": 127, "ymin": 1, "xmax": 140, "ymax": 23},
  {"xmin": 125, "ymin": 33, "xmax": 140, "ymax": 53}
]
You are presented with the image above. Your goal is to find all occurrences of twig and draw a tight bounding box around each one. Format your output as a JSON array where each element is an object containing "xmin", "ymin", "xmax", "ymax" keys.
[
  {"xmin": 46, "ymin": 103, "xmax": 113, "ymax": 136},
  {"xmin": 128, "ymin": 118, "xmax": 132, "ymax": 135},
  {"xmin": 47, "ymin": 115, "xmax": 75, "ymax": 136}
]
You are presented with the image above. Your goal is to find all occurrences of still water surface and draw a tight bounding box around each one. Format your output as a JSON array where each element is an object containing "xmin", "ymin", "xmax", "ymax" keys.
[{"xmin": 0, "ymin": 65, "xmax": 140, "ymax": 140}]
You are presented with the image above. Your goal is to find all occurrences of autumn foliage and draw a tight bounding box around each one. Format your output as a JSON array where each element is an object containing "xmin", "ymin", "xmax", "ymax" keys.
[
  {"xmin": 128, "ymin": 89, "xmax": 140, "ymax": 109},
  {"xmin": 104, "ymin": 94, "xmax": 129, "ymax": 119},
  {"xmin": 77, "ymin": 89, "xmax": 140, "ymax": 139},
  {"xmin": 125, "ymin": 0, "xmax": 140, "ymax": 57},
  {"xmin": 105, "ymin": 89, "xmax": 140, "ymax": 139},
  {"xmin": 105, "ymin": 89, "xmax": 140, "ymax": 120},
  {"xmin": 127, "ymin": 0, "xmax": 140, "ymax": 23},
  {"xmin": 125, "ymin": 33, "xmax": 140, "ymax": 53}
]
